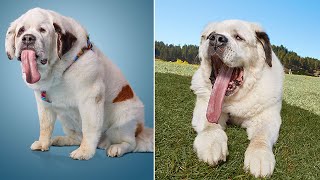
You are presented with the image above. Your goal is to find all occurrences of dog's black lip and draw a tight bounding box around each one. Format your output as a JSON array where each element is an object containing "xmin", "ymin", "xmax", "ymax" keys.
[
  {"xmin": 21, "ymin": 47, "xmax": 36, "ymax": 51},
  {"xmin": 41, "ymin": 59, "xmax": 48, "ymax": 65}
]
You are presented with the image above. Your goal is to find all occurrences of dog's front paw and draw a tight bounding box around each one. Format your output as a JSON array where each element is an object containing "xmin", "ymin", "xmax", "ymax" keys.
[
  {"xmin": 244, "ymin": 147, "xmax": 275, "ymax": 178},
  {"xmin": 70, "ymin": 147, "xmax": 95, "ymax": 160},
  {"xmin": 107, "ymin": 144, "xmax": 125, "ymax": 157},
  {"xmin": 30, "ymin": 140, "xmax": 50, "ymax": 151},
  {"xmin": 193, "ymin": 128, "xmax": 228, "ymax": 166}
]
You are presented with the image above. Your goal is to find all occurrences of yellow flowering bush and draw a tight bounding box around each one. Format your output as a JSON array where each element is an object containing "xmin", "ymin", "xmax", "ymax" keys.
[{"xmin": 176, "ymin": 59, "xmax": 189, "ymax": 64}]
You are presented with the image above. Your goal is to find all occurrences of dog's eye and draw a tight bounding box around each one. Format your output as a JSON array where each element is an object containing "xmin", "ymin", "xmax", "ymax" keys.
[
  {"xmin": 235, "ymin": 34, "xmax": 244, "ymax": 41},
  {"xmin": 39, "ymin": 27, "xmax": 46, "ymax": 33},
  {"xmin": 17, "ymin": 26, "xmax": 25, "ymax": 37}
]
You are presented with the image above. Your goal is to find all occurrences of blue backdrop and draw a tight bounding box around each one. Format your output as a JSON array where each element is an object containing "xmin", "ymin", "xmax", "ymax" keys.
[{"xmin": 0, "ymin": 0, "xmax": 154, "ymax": 179}]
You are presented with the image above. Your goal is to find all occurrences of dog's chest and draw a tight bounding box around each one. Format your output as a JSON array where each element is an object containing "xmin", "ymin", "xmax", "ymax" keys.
[
  {"xmin": 41, "ymin": 84, "xmax": 81, "ymax": 127},
  {"xmin": 45, "ymin": 83, "xmax": 76, "ymax": 106},
  {"xmin": 226, "ymin": 113, "xmax": 246, "ymax": 125}
]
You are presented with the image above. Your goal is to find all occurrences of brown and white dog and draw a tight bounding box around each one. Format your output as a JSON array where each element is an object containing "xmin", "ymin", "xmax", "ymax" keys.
[
  {"xmin": 5, "ymin": 8, "xmax": 153, "ymax": 160},
  {"xmin": 191, "ymin": 20, "xmax": 284, "ymax": 177}
]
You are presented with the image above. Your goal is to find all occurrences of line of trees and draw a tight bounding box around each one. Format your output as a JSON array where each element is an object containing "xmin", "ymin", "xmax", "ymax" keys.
[
  {"xmin": 155, "ymin": 41, "xmax": 200, "ymax": 64},
  {"xmin": 272, "ymin": 45, "xmax": 320, "ymax": 75},
  {"xmin": 155, "ymin": 41, "xmax": 320, "ymax": 76}
]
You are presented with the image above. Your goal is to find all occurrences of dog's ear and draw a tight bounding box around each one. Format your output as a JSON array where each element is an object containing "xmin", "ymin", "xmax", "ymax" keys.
[
  {"xmin": 256, "ymin": 31, "xmax": 272, "ymax": 67},
  {"xmin": 53, "ymin": 23, "xmax": 77, "ymax": 59},
  {"xmin": 5, "ymin": 20, "xmax": 19, "ymax": 60}
]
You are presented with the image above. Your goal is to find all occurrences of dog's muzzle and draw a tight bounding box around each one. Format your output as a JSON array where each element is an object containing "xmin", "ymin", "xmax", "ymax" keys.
[
  {"xmin": 207, "ymin": 33, "xmax": 228, "ymax": 49},
  {"xmin": 22, "ymin": 34, "xmax": 36, "ymax": 46}
]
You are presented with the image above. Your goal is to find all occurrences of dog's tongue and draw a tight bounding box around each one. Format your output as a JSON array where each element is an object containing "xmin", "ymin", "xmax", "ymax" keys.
[
  {"xmin": 206, "ymin": 65, "xmax": 234, "ymax": 123},
  {"xmin": 21, "ymin": 50, "xmax": 40, "ymax": 84}
]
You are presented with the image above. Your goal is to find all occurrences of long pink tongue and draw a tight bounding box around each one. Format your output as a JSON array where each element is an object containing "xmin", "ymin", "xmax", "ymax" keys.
[
  {"xmin": 206, "ymin": 65, "xmax": 234, "ymax": 123},
  {"xmin": 21, "ymin": 50, "xmax": 40, "ymax": 84}
]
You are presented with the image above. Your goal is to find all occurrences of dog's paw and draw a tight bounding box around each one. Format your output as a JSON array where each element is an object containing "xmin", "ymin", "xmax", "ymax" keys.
[
  {"xmin": 107, "ymin": 144, "xmax": 125, "ymax": 157},
  {"xmin": 51, "ymin": 136, "xmax": 80, "ymax": 146},
  {"xmin": 70, "ymin": 147, "xmax": 95, "ymax": 160},
  {"xmin": 193, "ymin": 128, "xmax": 228, "ymax": 166},
  {"xmin": 51, "ymin": 136, "xmax": 64, "ymax": 146},
  {"xmin": 244, "ymin": 147, "xmax": 275, "ymax": 178},
  {"xmin": 30, "ymin": 140, "xmax": 50, "ymax": 151}
]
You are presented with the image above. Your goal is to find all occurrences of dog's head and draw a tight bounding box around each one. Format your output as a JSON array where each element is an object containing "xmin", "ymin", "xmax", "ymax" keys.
[
  {"xmin": 200, "ymin": 20, "xmax": 275, "ymax": 123},
  {"xmin": 199, "ymin": 19, "xmax": 272, "ymax": 97},
  {"xmin": 5, "ymin": 8, "xmax": 87, "ymax": 85}
]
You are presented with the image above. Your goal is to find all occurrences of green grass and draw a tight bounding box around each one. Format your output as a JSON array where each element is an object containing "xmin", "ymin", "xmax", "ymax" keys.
[
  {"xmin": 155, "ymin": 60, "xmax": 199, "ymax": 77},
  {"xmin": 155, "ymin": 60, "xmax": 320, "ymax": 116},
  {"xmin": 284, "ymin": 75, "xmax": 320, "ymax": 116},
  {"xmin": 155, "ymin": 61, "xmax": 320, "ymax": 179}
]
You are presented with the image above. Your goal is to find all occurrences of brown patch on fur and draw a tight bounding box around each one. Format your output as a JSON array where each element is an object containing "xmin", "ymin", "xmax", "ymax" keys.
[
  {"xmin": 79, "ymin": 135, "xmax": 89, "ymax": 152},
  {"xmin": 38, "ymin": 110, "xmax": 54, "ymax": 142},
  {"xmin": 249, "ymin": 140, "xmax": 268, "ymax": 149},
  {"xmin": 39, "ymin": 126, "xmax": 53, "ymax": 139},
  {"xmin": 6, "ymin": 29, "xmax": 16, "ymax": 60},
  {"xmin": 16, "ymin": 26, "xmax": 24, "ymax": 38},
  {"xmin": 113, "ymin": 85, "xmax": 134, "ymax": 103},
  {"xmin": 95, "ymin": 94, "xmax": 102, "ymax": 103},
  {"xmin": 256, "ymin": 31, "xmax": 272, "ymax": 67},
  {"xmin": 53, "ymin": 23, "xmax": 77, "ymax": 59},
  {"xmin": 135, "ymin": 122, "xmax": 144, "ymax": 137},
  {"xmin": 7, "ymin": 52, "xmax": 12, "ymax": 60},
  {"xmin": 249, "ymin": 135, "xmax": 269, "ymax": 150}
]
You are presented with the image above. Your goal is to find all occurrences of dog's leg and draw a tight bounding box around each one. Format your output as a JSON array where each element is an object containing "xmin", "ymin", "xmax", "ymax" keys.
[
  {"xmin": 105, "ymin": 101, "xmax": 143, "ymax": 157},
  {"xmin": 30, "ymin": 98, "xmax": 56, "ymax": 151},
  {"xmin": 52, "ymin": 136, "xmax": 81, "ymax": 146},
  {"xmin": 69, "ymin": 93, "xmax": 104, "ymax": 160},
  {"xmin": 243, "ymin": 108, "xmax": 281, "ymax": 178},
  {"xmin": 51, "ymin": 127, "xmax": 81, "ymax": 146},
  {"xmin": 106, "ymin": 121, "xmax": 137, "ymax": 157},
  {"xmin": 97, "ymin": 133, "xmax": 111, "ymax": 150},
  {"xmin": 192, "ymin": 96, "xmax": 229, "ymax": 166}
]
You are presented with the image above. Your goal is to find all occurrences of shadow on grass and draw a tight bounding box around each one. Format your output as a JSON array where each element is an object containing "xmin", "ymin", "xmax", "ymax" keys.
[{"xmin": 155, "ymin": 72, "xmax": 320, "ymax": 179}]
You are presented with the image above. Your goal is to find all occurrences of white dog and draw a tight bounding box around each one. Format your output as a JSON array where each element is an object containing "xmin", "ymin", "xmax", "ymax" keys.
[
  {"xmin": 5, "ymin": 8, "xmax": 153, "ymax": 160},
  {"xmin": 191, "ymin": 20, "xmax": 284, "ymax": 177}
]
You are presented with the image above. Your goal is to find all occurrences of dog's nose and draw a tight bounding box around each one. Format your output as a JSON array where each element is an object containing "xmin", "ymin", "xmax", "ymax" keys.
[
  {"xmin": 208, "ymin": 33, "xmax": 228, "ymax": 47},
  {"xmin": 22, "ymin": 34, "xmax": 36, "ymax": 45}
]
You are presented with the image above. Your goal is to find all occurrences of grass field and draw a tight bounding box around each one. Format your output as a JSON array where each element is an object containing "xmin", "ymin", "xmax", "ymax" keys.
[{"xmin": 155, "ymin": 60, "xmax": 320, "ymax": 179}]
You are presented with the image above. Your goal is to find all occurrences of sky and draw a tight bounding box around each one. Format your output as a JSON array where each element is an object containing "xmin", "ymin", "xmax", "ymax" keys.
[{"xmin": 155, "ymin": 0, "xmax": 320, "ymax": 59}]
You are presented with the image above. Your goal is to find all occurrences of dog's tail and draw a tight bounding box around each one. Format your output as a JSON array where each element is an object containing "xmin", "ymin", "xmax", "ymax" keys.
[{"xmin": 134, "ymin": 123, "xmax": 154, "ymax": 152}]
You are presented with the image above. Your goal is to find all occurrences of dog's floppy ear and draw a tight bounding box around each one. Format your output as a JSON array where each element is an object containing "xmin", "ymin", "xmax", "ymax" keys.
[
  {"xmin": 256, "ymin": 31, "xmax": 272, "ymax": 67},
  {"xmin": 5, "ymin": 20, "xmax": 19, "ymax": 60},
  {"xmin": 53, "ymin": 23, "xmax": 77, "ymax": 59}
]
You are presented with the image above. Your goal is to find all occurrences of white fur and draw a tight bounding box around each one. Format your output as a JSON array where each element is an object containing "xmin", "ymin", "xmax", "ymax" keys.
[
  {"xmin": 193, "ymin": 124, "xmax": 228, "ymax": 166},
  {"xmin": 5, "ymin": 8, "xmax": 153, "ymax": 160},
  {"xmin": 191, "ymin": 20, "xmax": 284, "ymax": 177}
]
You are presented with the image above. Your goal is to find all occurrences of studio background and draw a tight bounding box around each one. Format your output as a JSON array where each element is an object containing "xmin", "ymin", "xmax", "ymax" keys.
[{"xmin": 0, "ymin": 0, "xmax": 153, "ymax": 179}]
